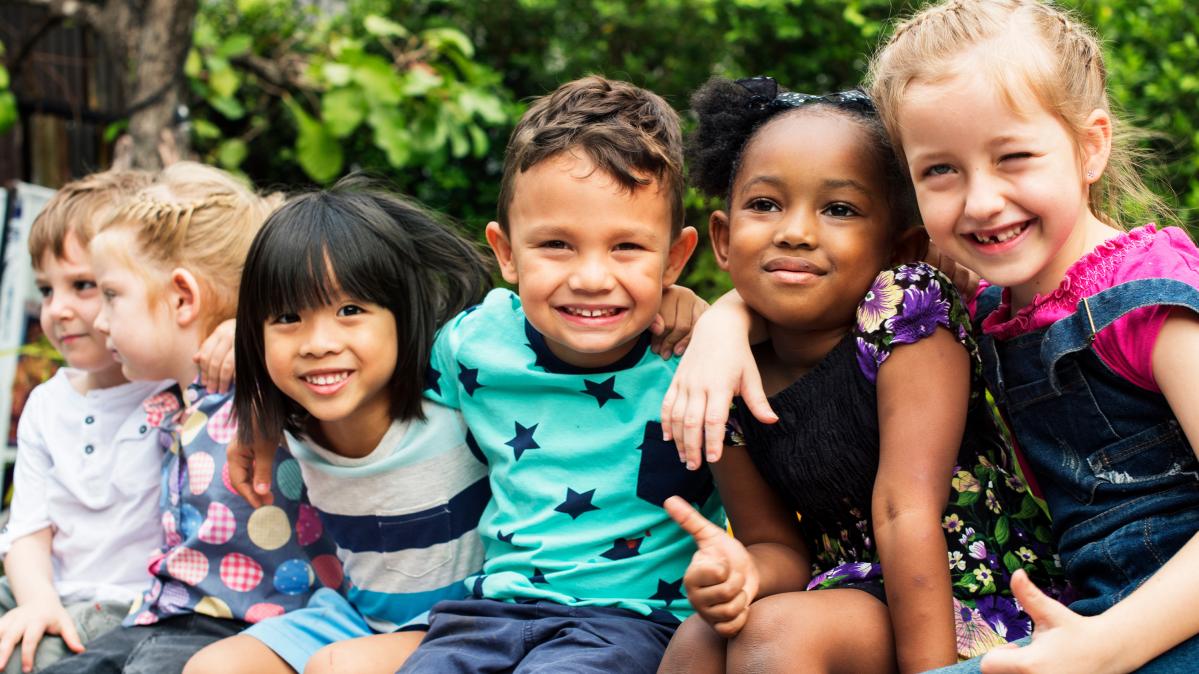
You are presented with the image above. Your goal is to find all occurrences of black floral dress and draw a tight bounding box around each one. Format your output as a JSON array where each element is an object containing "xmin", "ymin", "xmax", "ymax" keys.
[{"xmin": 729, "ymin": 262, "xmax": 1069, "ymax": 659}]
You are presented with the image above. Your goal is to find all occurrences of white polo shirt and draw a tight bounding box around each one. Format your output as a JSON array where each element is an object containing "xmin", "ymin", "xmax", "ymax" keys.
[{"xmin": 0, "ymin": 368, "xmax": 168, "ymax": 604}]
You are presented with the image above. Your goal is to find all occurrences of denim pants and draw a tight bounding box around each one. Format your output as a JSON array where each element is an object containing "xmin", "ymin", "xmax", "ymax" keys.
[
  {"xmin": 39, "ymin": 614, "xmax": 248, "ymax": 674},
  {"xmin": 952, "ymin": 279, "xmax": 1199, "ymax": 671}
]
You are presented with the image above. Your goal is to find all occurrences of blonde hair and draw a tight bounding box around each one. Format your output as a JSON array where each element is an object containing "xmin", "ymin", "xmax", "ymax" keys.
[
  {"xmin": 101, "ymin": 162, "xmax": 280, "ymax": 333},
  {"xmin": 867, "ymin": 0, "xmax": 1172, "ymax": 229},
  {"xmin": 28, "ymin": 170, "xmax": 155, "ymax": 268}
]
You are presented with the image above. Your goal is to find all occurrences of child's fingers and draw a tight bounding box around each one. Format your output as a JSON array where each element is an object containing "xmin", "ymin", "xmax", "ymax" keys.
[
  {"xmin": 684, "ymin": 555, "xmax": 731, "ymax": 592},
  {"xmin": 739, "ymin": 365, "xmax": 777, "ymax": 426},
  {"xmin": 0, "ymin": 623, "xmax": 17, "ymax": 670},
  {"xmin": 20, "ymin": 624, "xmax": 45, "ymax": 673},
  {"xmin": 681, "ymin": 392, "xmax": 708, "ymax": 471},
  {"xmin": 1008, "ymin": 569, "xmax": 1069, "ymax": 629},
  {"xmin": 660, "ymin": 383, "xmax": 679, "ymax": 448},
  {"xmin": 55, "ymin": 615, "xmax": 84, "ymax": 653},
  {"xmin": 227, "ymin": 440, "xmax": 271, "ymax": 507},
  {"xmin": 669, "ymin": 388, "xmax": 691, "ymax": 461},
  {"xmin": 663, "ymin": 496, "xmax": 725, "ymax": 545},
  {"xmin": 688, "ymin": 574, "xmax": 748, "ymax": 619},
  {"xmin": 216, "ymin": 355, "xmax": 235, "ymax": 394},
  {"xmin": 712, "ymin": 606, "xmax": 750, "ymax": 638}
]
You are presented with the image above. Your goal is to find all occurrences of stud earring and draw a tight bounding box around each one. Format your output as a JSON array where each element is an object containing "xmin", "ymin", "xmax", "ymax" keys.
[{"xmin": 1086, "ymin": 170, "xmax": 1095, "ymax": 180}]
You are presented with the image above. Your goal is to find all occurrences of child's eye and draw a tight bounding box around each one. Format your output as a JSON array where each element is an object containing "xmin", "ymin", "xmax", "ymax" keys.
[
  {"xmin": 1000, "ymin": 152, "xmax": 1033, "ymax": 163},
  {"xmin": 923, "ymin": 164, "xmax": 954, "ymax": 178},
  {"xmin": 337, "ymin": 304, "xmax": 365, "ymax": 317},
  {"xmin": 36, "ymin": 285, "xmax": 51, "ymax": 299},
  {"xmin": 747, "ymin": 198, "xmax": 781, "ymax": 213},
  {"xmin": 613, "ymin": 242, "xmax": 643, "ymax": 252},
  {"xmin": 539, "ymin": 240, "xmax": 569, "ymax": 250},
  {"xmin": 272, "ymin": 312, "xmax": 300, "ymax": 325},
  {"xmin": 74, "ymin": 280, "xmax": 97, "ymax": 292},
  {"xmin": 102, "ymin": 289, "xmax": 117, "ymax": 301},
  {"xmin": 822, "ymin": 203, "xmax": 860, "ymax": 218}
]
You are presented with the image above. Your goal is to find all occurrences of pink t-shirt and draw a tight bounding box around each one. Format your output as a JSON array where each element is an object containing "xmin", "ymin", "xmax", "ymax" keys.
[{"xmin": 974, "ymin": 224, "xmax": 1199, "ymax": 392}]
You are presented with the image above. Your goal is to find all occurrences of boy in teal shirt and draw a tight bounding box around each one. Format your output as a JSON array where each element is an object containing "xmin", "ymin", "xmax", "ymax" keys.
[{"xmin": 402, "ymin": 76, "xmax": 724, "ymax": 673}]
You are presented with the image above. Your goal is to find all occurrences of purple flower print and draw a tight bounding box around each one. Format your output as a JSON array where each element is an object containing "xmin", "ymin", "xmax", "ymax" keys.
[
  {"xmin": 857, "ymin": 271, "xmax": 902, "ymax": 334},
  {"xmin": 894, "ymin": 264, "xmax": 929, "ymax": 283},
  {"xmin": 976, "ymin": 594, "xmax": 1031, "ymax": 641},
  {"xmin": 856, "ymin": 337, "xmax": 884, "ymax": 384},
  {"xmin": 887, "ymin": 285, "xmax": 951, "ymax": 345}
]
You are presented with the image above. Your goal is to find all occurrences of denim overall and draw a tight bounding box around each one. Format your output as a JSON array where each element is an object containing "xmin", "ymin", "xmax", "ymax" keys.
[{"xmin": 935, "ymin": 278, "xmax": 1199, "ymax": 673}]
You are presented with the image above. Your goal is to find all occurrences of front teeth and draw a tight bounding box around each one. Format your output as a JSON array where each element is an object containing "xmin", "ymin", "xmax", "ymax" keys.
[
  {"xmin": 564, "ymin": 307, "xmax": 618, "ymax": 318},
  {"xmin": 972, "ymin": 222, "xmax": 1029, "ymax": 244},
  {"xmin": 304, "ymin": 372, "xmax": 349, "ymax": 386}
]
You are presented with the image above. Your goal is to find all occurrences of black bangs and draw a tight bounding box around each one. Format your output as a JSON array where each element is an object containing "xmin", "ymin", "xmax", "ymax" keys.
[{"xmin": 234, "ymin": 176, "xmax": 492, "ymax": 447}]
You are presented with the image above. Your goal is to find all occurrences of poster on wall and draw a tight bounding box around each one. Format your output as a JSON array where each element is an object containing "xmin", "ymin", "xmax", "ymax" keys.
[{"xmin": 0, "ymin": 182, "xmax": 58, "ymax": 490}]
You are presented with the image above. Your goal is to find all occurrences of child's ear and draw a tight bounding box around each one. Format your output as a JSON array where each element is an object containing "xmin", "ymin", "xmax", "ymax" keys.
[
  {"xmin": 1081, "ymin": 107, "xmax": 1113, "ymax": 186},
  {"xmin": 485, "ymin": 221, "xmax": 520, "ymax": 285},
  {"xmin": 709, "ymin": 211, "xmax": 732, "ymax": 271},
  {"xmin": 662, "ymin": 226, "xmax": 699, "ymax": 287},
  {"xmin": 169, "ymin": 268, "xmax": 204, "ymax": 328},
  {"xmin": 891, "ymin": 227, "xmax": 930, "ymax": 266}
]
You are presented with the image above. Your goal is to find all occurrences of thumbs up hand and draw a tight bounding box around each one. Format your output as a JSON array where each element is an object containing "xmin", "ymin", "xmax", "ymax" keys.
[{"xmin": 665, "ymin": 495, "xmax": 760, "ymax": 637}]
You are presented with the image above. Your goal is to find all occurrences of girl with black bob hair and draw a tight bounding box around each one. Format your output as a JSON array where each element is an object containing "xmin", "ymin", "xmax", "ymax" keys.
[
  {"xmin": 658, "ymin": 77, "xmax": 1066, "ymax": 673},
  {"xmin": 193, "ymin": 176, "xmax": 493, "ymax": 674}
]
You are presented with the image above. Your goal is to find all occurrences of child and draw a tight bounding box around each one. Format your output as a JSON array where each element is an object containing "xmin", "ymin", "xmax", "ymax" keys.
[
  {"xmin": 654, "ymin": 76, "xmax": 1062, "ymax": 674},
  {"xmin": 389, "ymin": 75, "xmax": 722, "ymax": 673},
  {"xmin": 0, "ymin": 171, "xmax": 163, "ymax": 674},
  {"xmin": 668, "ymin": 1, "xmax": 1199, "ymax": 671},
  {"xmin": 40, "ymin": 162, "xmax": 334, "ymax": 674},
  {"xmin": 870, "ymin": 2, "xmax": 1199, "ymax": 671},
  {"xmin": 183, "ymin": 179, "xmax": 493, "ymax": 674}
]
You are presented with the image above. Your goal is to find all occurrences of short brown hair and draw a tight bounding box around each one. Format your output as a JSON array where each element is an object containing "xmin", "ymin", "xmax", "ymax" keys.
[
  {"xmin": 28, "ymin": 170, "xmax": 154, "ymax": 268},
  {"xmin": 497, "ymin": 76, "xmax": 685, "ymax": 237}
]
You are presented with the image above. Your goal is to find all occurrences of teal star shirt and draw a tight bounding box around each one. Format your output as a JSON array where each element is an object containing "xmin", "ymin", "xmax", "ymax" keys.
[{"xmin": 425, "ymin": 289, "xmax": 725, "ymax": 621}]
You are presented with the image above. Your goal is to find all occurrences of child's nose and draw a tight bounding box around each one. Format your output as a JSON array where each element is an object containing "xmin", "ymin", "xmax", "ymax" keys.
[
  {"xmin": 568, "ymin": 254, "xmax": 615, "ymax": 292},
  {"xmin": 299, "ymin": 318, "xmax": 342, "ymax": 357},
  {"xmin": 963, "ymin": 172, "xmax": 1006, "ymax": 222},
  {"xmin": 93, "ymin": 310, "xmax": 109, "ymax": 335},
  {"xmin": 773, "ymin": 213, "xmax": 818, "ymax": 248}
]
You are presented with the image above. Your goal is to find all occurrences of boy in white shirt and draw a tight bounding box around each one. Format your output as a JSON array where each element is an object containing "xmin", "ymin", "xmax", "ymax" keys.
[{"xmin": 0, "ymin": 171, "xmax": 210, "ymax": 674}]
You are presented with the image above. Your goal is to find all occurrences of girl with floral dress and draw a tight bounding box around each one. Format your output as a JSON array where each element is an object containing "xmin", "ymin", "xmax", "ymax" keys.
[{"xmin": 657, "ymin": 77, "xmax": 1066, "ymax": 674}]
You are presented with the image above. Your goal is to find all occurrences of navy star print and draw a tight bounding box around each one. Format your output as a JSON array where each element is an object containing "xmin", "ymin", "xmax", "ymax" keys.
[
  {"xmin": 650, "ymin": 578, "xmax": 685, "ymax": 606},
  {"xmin": 423, "ymin": 364, "xmax": 441, "ymax": 395},
  {"xmin": 636, "ymin": 421, "xmax": 715, "ymax": 506},
  {"xmin": 497, "ymin": 530, "xmax": 515, "ymax": 544},
  {"xmin": 581, "ymin": 376, "xmax": 624, "ymax": 408},
  {"xmin": 555, "ymin": 488, "xmax": 600, "ymax": 520},
  {"xmin": 600, "ymin": 536, "xmax": 643, "ymax": 560},
  {"xmin": 458, "ymin": 361, "xmax": 484, "ymax": 396},
  {"xmin": 529, "ymin": 567, "xmax": 548, "ymax": 584},
  {"xmin": 505, "ymin": 422, "xmax": 540, "ymax": 461}
]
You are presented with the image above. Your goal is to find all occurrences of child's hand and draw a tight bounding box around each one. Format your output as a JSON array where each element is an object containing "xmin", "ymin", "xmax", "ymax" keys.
[
  {"xmin": 0, "ymin": 603, "xmax": 84, "ymax": 672},
  {"xmin": 665, "ymin": 496, "xmax": 759, "ymax": 637},
  {"xmin": 923, "ymin": 240, "xmax": 980, "ymax": 301},
  {"xmin": 980, "ymin": 570, "xmax": 1117, "ymax": 674},
  {"xmin": 195, "ymin": 319, "xmax": 236, "ymax": 393},
  {"xmin": 661, "ymin": 300, "xmax": 775, "ymax": 470},
  {"xmin": 650, "ymin": 285, "xmax": 709, "ymax": 359},
  {"xmin": 227, "ymin": 434, "xmax": 278, "ymax": 507}
]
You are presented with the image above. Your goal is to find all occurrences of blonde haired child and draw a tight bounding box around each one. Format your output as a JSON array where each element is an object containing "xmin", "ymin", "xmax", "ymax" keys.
[
  {"xmin": 665, "ymin": 1, "xmax": 1199, "ymax": 672},
  {"xmin": 41, "ymin": 162, "xmax": 334, "ymax": 674}
]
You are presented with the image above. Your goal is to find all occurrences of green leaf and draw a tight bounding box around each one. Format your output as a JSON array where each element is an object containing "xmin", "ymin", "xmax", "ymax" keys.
[
  {"xmin": 322, "ymin": 63, "xmax": 354, "ymax": 87},
  {"xmin": 288, "ymin": 101, "xmax": 343, "ymax": 183},
  {"xmin": 994, "ymin": 516, "xmax": 1010, "ymax": 546},
  {"xmin": 448, "ymin": 125, "xmax": 469, "ymax": 158},
  {"xmin": 184, "ymin": 49, "xmax": 203, "ymax": 79},
  {"xmin": 0, "ymin": 63, "xmax": 10, "ymax": 90},
  {"xmin": 1014, "ymin": 496, "xmax": 1044, "ymax": 520},
  {"xmin": 468, "ymin": 124, "xmax": 489, "ymax": 157},
  {"xmin": 103, "ymin": 120, "xmax": 128, "ymax": 143},
  {"xmin": 401, "ymin": 66, "xmax": 443, "ymax": 96},
  {"xmin": 0, "ymin": 91, "xmax": 18, "ymax": 133},
  {"xmin": 420, "ymin": 28, "xmax": 475, "ymax": 58},
  {"xmin": 192, "ymin": 118, "xmax": 222, "ymax": 140},
  {"xmin": 216, "ymin": 34, "xmax": 254, "ymax": 59},
  {"xmin": 216, "ymin": 138, "xmax": 249, "ymax": 169},
  {"xmin": 955, "ymin": 490, "xmax": 980, "ymax": 507},
  {"xmin": 364, "ymin": 15, "xmax": 409, "ymax": 39},
  {"xmin": 353, "ymin": 56, "xmax": 403, "ymax": 105},
  {"xmin": 207, "ymin": 58, "xmax": 241, "ymax": 99},
  {"xmin": 321, "ymin": 88, "xmax": 366, "ymax": 138},
  {"xmin": 458, "ymin": 89, "xmax": 506, "ymax": 124},
  {"xmin": 1003, "ymin": 552, "xmax": 1022, "ymax": 574},
  {"xmin": 368, "ymin": 107, "xmax": 411, "ymax": 166},
  {"xmin": 208, "ymin": 96, "xmax": 246, "ymax": 120}
]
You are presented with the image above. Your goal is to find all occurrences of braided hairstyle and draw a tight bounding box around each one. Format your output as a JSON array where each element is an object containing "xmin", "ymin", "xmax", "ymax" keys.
[
  {"xmin": 868, "ymin": 0, "xmax": 1172, "ymax": 229},
  {"xmin": 687, "ymin": 77, "xmax": 918, "ymax": 230}
]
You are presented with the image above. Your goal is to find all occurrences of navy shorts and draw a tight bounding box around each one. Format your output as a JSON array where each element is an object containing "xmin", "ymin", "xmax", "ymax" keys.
[{"xmin": 397, "ymin": 598, "xmax": 679, "ymax": 674}]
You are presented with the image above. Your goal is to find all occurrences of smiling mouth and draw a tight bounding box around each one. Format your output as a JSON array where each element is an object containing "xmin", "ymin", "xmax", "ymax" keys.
[
  {"xmin": 969, "ymin": 220, "xmax": 1033, "ymax": 245},
  {"xmin": 302, "ymin": 371, "xmax": 351, "ymax": 386},
  {"xmin": 558, "ymin": 306, "xmax": 625, "ymax": 318}
]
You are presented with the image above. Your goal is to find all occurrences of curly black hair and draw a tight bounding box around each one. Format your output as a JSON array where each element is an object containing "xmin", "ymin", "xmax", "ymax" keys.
[{"xmin": 686, "ymin": 77, "xmax": 918, "ymax": 229}]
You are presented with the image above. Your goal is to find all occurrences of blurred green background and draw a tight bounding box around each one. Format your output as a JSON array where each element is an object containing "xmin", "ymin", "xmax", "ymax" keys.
[{"xmin": 4, "ymin": 0, "xmax": 1197, "ymax": 298}]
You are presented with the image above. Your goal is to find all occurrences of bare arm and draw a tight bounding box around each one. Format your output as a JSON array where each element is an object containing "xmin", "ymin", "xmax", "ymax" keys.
[
  {"xmin": 0, "ymin": 529, "xmax": 84, "ymax": 671},
  {"xmin": 873, "ymin": 327, "xmax": 965, "ymax": 673}
]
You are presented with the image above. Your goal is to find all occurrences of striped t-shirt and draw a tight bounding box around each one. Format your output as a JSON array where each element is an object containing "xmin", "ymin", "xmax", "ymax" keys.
[{"xmin": 284, "ymin": 400, "xmax": 488, "ymax": 631}]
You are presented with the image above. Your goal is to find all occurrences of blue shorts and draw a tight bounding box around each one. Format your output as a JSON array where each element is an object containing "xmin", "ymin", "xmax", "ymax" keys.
[
  {"xmin": 243, "ymin": 588, "xmax": 425, "ymax": 672},
  {"xmin": 397, "ymin": 598, "xmax": 678, "ymax": 674}
]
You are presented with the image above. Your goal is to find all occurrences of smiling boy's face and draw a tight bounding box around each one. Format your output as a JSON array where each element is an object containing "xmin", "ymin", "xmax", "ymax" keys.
[{"xmin": 486, "ymin": 151, "xmax": 696, "ymax": 369}]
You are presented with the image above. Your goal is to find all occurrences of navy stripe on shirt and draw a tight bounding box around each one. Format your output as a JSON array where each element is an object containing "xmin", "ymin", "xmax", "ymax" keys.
[{"xmin": 319, "ymin": 476, "xmax": 490, "ymax": 553}]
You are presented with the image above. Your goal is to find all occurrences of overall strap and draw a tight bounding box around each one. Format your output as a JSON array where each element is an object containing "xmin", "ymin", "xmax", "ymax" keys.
[
  {"xmin": 974, "ymin": 285, "xmax": 1005, "ymax": 325},
  {"xmin": 1040, "ymin": 278, "xmax": 1199, "ymax": 390}
]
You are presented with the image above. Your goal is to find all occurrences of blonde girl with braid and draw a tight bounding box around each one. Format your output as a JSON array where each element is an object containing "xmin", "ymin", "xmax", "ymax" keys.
[
  {"xmin": 41, "ymin": 162, "xmax": 335, "ymax": 674},
  {"xmin": 663, "ymin": 1, "xmax": 1199, "ymax": 672}
]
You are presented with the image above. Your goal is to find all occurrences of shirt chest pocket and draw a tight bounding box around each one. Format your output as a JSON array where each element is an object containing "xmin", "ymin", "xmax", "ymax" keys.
[{"xmin": 377, "ymin": 505, "xmax": 455, "ymax": 578}]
